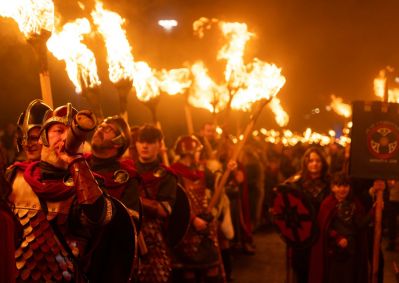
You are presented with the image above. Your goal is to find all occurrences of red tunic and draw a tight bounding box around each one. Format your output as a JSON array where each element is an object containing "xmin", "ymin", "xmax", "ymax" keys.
[
  {"xmin": 171, "ymin": 162, "xmax": 221, "ymax": 269},
  {"xmin": 309, "ymin": 195, "xmax": 369, "ymax": 283},
  {"xmin": 136, "ymin": 161, "xmax": 177, "ymax": 283}
]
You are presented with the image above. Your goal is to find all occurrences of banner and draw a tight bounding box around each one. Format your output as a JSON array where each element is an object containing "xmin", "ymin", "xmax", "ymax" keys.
[{"xmin": 350, "ymin": 100, "xmax": 399, "ymax": 179}]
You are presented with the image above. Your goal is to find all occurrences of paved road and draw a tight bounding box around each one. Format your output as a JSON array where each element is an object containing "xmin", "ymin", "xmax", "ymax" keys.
[
  {"xmin": 233, "ymin": 230, "xmax": 399, "ymax": 283},
  {"xmin": 232, "ymin": 230, "xmax": 286, "ymax": 283}
]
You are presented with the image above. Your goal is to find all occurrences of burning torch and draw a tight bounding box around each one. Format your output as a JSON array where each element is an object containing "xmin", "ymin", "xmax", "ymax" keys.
[
  {"xmin": 134, "ymin": 62, "xmax": 170, "ymax": 166},
  {"xmin": 0, "ymin": 0, "xmax": 56, "ymax": 107},
  {"xmin": 91, "ymin": 2, "xmax": 135, "ymax": 123},
  {"xmin": 46, "ymin": 18, "xmax": 103, "ymax": 120}
]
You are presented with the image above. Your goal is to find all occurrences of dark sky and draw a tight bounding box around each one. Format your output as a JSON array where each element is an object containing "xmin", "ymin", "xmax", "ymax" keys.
[{"xmin": 1, "ymin": 0, "xmax": 399, "ymax": 142}]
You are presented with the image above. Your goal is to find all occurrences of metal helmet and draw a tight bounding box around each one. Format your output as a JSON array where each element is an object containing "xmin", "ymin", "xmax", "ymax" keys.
[
  {"xmin": 40, "ymin": 103, "xmax": 78, "ymax": 147},
  {"xmin": 16, "ymin": 99, "xmax": 52, "ymax": 152},
  {"xmin": 174, "ymin": 135, "xmax": 203, "ymax": 157},
  {"xmin": 102, "ymin": 115, "xmax": 131, "ymax": 156}
]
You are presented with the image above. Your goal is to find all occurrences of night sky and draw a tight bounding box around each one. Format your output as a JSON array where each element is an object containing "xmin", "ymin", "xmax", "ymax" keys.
[{"xmin": 1, "ymin": 0, "xmax": 399, "ymax": 143}]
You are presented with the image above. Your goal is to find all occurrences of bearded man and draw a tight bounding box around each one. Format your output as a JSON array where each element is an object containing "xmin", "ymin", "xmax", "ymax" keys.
[{"xmin": 6, "ymin": 103, "xmax": 134, "ymax": 282}]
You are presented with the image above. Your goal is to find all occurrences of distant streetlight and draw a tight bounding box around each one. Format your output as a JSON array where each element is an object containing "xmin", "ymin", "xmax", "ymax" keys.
[{"xmin": 158, "ymin": 19, "xmax": 178, "ymax": 31}]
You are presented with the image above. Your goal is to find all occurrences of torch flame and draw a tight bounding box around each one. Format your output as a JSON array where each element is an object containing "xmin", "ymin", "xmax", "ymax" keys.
[
  {"xmin": 47, "ymin": 18, "xmax": 101, "ymax": 93},
  {"xmin": 373, "ymin": 68, "xmax": 399, "ymax": 103},
  {"xmin": 188, "ymin": 61, "xmax": 229, "ymax": 113},
  {"xmin": 330, "ymin": 94, "xmax": 352, "ymax": 118},
  {"xmin": 373, "ymin": 70, "xmax": 386, "ymax": 100},
  {"xmin": 157, "ymin": 68, "xmax": 191, "ymax": 95},
  {"xmin": 230, "ymin": 59, "xmax": 286, "ymax": 110},
  {"xmin": 91, "ymin": 1, "xmax": 134, "ymax": 83},
  {"xmin": 0, "ymin": 0, "xmax": 54, "ymax": 37},
  {"xmin": 257, "ymin": 127, "xmax": 351, "ymax": 147},
  {"xmin": 193, "ymin": 18, "xmax": 286, "ymax": 116},
  {"xmin": 217, "ymin": 21, "xmax": 253, "ymax": 88},
  {"xmin": 133, "ymin": 61, "xmax": 160, "ymax": 102},
  {"xmin": 268, "ymin": 97, "xmax": 289, "ymax": 127},
  {"xmin": 193, "ymin": 17, "xmax": 218, "ymax": 38}
]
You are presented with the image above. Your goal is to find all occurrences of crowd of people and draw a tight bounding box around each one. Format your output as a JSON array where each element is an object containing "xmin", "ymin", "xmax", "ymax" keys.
[{"xmin": 0, "ymin": 99, "xmax": 397, "ymax": 283}]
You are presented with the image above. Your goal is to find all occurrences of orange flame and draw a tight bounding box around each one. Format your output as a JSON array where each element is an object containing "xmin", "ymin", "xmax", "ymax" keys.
[
  {"xmin": 373, "ymin": 69, "xmax": 386, "ymax": 100},
  {"xmin": 193, "ymin": 18, "xmax": 286, "ymax": 113},
  {"xmin": 133, "ymin": 61, "xmax": 160, "ymax": 102},
  {"xmin": 157, "ymin": 68, "xmax": 191, "ymax": 95},
  {"xmin": 230, "ymin": 59, "xmax": 286, "ymax": 110},
  {"xmin": 268, "ymin": 97, "xmax": 289, "ymax": 127},
  {"xmin": 47, "ymin": 18, "xmax": 101, "ymax": 93},
  {"xmin": 217, "ymin": 21, "xmax": 253, "ymax": 88},
  {"xmin": 254, "ymin": 127, "xmax": 349, "ymax": 146},
  {"xmin": 91, "ymin": 1, "xmax": 134, "ymax": 83},
  {"xmin": 302, "ymin": 128, "xmax": 332, "ymax": 146},
  {"xmin": 192, "ymin": 17, "xmax": 218, "ymax": 38},
  {"xmin": 188, "ymin": 61, "xmax": 229, "ymax": 113},
  {"xmin": 373, "ymin": 68, "xmax": 399, "ymax": 103},
  {"xmin": 330, "ymin": 94, "xmax": 352, "ymax": 118},
  {"xmin": 0, "ymin": 0, "xmax": 54, "ymax": 37}
]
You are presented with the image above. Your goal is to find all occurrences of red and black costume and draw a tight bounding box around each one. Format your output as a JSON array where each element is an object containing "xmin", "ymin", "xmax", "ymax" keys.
[
  {"xmin": 86, "ymin": 154, "xmax": 140, "ymax": 212},
  {"xmin": 309, "ymin": 195, "xmax": 369, "ymax": 283},
  {"xmin": 7, "ymin": 158, "xmax": 114, "ymax": 282},
  {"xmin": 170, "ymin": 162, "xmax": 222, "ymax": 282},
  {"xmin": 286, "ymin": 174, "xmax": 330, "ymax": 283},
  {"xmin": 136, "ymin": 159, "xmax": 177, "ymax": 283}
]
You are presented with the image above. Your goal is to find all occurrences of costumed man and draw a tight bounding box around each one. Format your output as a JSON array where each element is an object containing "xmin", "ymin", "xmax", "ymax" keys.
[
  {"xmin": 199, "ymin": 122, "xmax": 218, "ymax": 150},
  {"xmin": 135, "ymin": 124, "xmax": 178, "ymax": 283},
  {"xmin": 1, "ymin": 99, "xmax": 50, "ymax": 283},
  {"xmin": 88, "ymin": 115, "xmax": 140, "ymax": 214},
  {"xmin": 198, "ymin": 129, "xmax": 236, "ymax": 282},
  {"xmin": 171, "ymin": 135, "xmax": 224, "ymax": 283},
  {"xmin": 86, "ymin": 115, "xmax": 140, "ymax": 281},
  {"xmin": 7, "ymin": 99, "xmax": 52, "ymax": 175},
  {"xmin": 5, "ymin": 103, "xmax": 132, "ymax": 282}
]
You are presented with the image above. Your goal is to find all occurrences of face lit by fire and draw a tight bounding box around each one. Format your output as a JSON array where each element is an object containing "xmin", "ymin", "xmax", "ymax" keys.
[
  {"xmin": 91, "ymin": 122, "xmax": 119, "ymax": 157},
  {"xmin": 23, "ymin": 127, "xmax": 42, "ymax": 161},
  {"xmin": 306, "ymin": 152, "xmax": 322, "ymax": 177},
  {"xmin": 136, "ymin": 140, "xmax": 161, "ymax": 163},
  {"xmin": 40, "ymin": 123, "xmax": 69, "ymax": 169},
  {"xmin": 202, "ymin": 123, "xmax": 216, "ymax": 141},
  {"xmin": 331, "ymin": 184, "xmax": 350, "ymax": 202}
]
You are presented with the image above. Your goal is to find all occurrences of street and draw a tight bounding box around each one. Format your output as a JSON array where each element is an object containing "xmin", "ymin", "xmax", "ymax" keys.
[{"xmin": 233, "ymin": 229, "xmax": 399, "ymax": 283}]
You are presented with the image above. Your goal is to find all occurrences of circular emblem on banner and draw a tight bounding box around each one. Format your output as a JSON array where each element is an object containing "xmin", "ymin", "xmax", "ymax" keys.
[
  {"xmin": 113, "ymin": 169, "xmax": 130, "ymax": 184},
  {"xmin": 367, "ymin": 121, "xmax": 399, "ymax": 159}
]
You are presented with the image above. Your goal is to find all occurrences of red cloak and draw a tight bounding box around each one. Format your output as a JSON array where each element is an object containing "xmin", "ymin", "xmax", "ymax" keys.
[{"xmin": 308, "ymin": 195, "xmax": 369, "ymax": 283}]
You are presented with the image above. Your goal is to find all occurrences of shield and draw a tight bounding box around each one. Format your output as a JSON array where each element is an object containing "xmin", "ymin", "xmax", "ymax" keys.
[
  {"xmin": 87, "ymin": 197, "xmax": 138, "ymax": 282},
  {"xmin": 166, "ymin": 184, "xmax": 191, "ymax": 247},
  {"xmin": 271, "ymin": 183, "xmax": 317, "ymax": 249}
]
